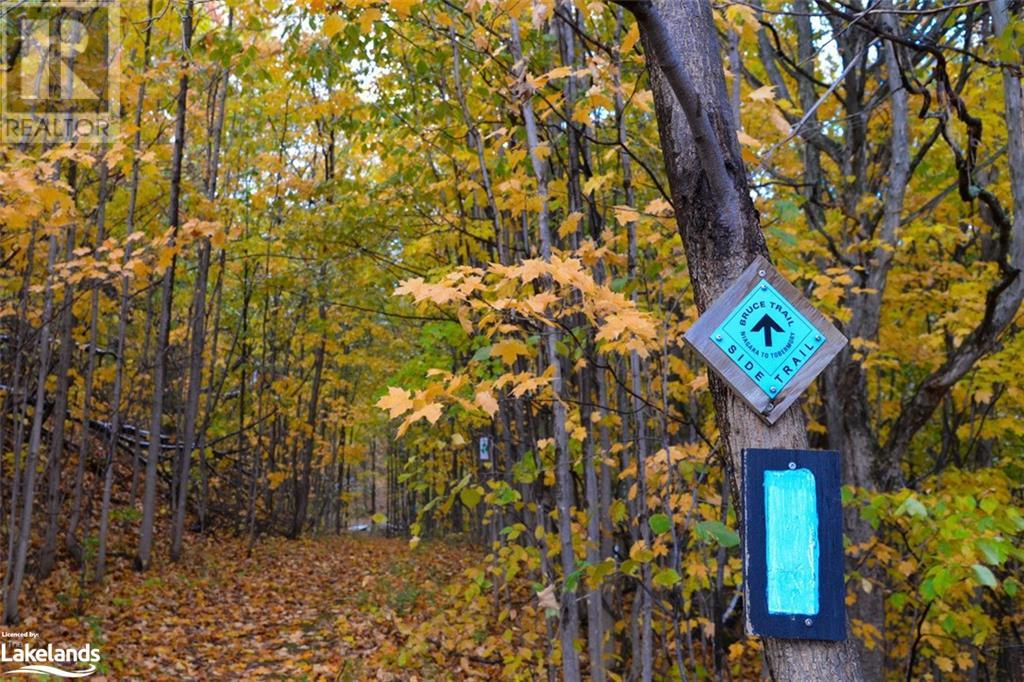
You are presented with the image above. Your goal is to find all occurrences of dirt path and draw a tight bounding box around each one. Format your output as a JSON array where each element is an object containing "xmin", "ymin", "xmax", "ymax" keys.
[{"xmin": 16, "ymin": 534, "xmax": 475, "ymax": 680}]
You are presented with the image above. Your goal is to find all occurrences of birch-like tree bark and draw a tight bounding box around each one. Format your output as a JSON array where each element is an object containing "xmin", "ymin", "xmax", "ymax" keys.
[{"xmin": 509, "ymin": 14, "xmax": 582, "ymax": 681}]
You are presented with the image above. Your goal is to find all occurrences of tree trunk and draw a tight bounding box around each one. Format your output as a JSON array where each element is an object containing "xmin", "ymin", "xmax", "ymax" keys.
[
  {"xmin": 96, "ymin": 19, "xmax": 153, "ymax": 569},
  {"xmin": 1, "ymin": 225, "xmax": 39, "ymax": 616},
  {"xmin": 291, "ymin": 298, "xmax": 326, "ymax": 539},
  {"xmin": 171, "ymin": 31, "xmax": 229, "ymax": 559},
  {"xmin": 508, "ymin": 15, "xmax": 581, "ymax": 681},
  {"xmin": 3, "ymin": 233, "xmax": 59, "ymax": 623},
  {"xmin": 37, "ymin": 222, "xmax": 76, "ymax": 579},
  {"xmin": 621, "ymin": 1, "xmax": 864, "ymax": 679},
  {"xmin": 137, "ymin": 0, "xmax": 194, "ymax": 571}
]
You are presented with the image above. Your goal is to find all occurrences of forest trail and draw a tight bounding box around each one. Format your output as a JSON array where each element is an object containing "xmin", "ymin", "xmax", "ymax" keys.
[{"xmin": 19, "ymin": 535, "xmax": 478, "ymax": 680}]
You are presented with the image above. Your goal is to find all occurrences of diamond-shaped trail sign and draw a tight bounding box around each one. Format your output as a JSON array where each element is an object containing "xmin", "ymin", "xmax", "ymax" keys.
[{"xmin": 683, "ymin": 256, "xmax": 847, "ymax": 425}]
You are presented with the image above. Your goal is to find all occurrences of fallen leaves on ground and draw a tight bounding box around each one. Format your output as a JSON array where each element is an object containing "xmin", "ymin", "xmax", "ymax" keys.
[{"xmin": 16, "ymin": 534, "xmax": 491, "ymax": 680}]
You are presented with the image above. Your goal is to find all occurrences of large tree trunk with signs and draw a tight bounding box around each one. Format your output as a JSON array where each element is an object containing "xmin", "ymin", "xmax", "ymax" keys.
[{"xmin": 617, "ymin": 0, "xmax": 865, "ymax": 679}]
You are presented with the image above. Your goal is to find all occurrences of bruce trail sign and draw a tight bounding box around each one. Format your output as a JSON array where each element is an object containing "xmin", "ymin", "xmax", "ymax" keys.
[
  {"xmin": 684, "ymin": 256, "xmax": 846, "ymax": 424},
  {"xmin": 710, "ymin": 276, "xmax": 827, "ymax": 399}
]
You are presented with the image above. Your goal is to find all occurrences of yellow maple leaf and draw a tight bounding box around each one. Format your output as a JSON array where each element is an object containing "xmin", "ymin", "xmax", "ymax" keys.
[
  {"xmin": 737, "ymin": 129, "xmax": 761, "ymax": 148},
  {"xmin": 518, "ymin": 259, "xmax": 548, "ymax": 283},
  {"xmin": 475, "ymin": 390, "xmax": 499, "ymax": 417},
  {"xmin": 491, "ymin": 339, "xmax": 529, "ymax": 365},
  {"xmin": 358, "ymin": 8, "xmax": 380, "ymax": 34},
  {"xmin": 523, "ymin": 292, "xmax": 558, "ymax": 314},
  {"xmin": 558, "ymin": 211, "xmax": 583, "ymax": 238},
  {"xmin": 748, "ymin": 84, "xmax": 776, "ymax": 102},
  {"xmin": 376, "ymin": 386, "xmax": 413, "ymax": 419},
  {"xmin": 389, "ymin": 0, "xmax": 418, "ymax": 16},
  {"xmin": 509, "ymin": 368, "xmax": 553, "ymax": 398},
  {"xmin": 544, "ymin": 66, "xmax": 572, "ymax": 81},
  {"xmin": 643, "ymin": 197, "xmax": 673, "ymax": 216},
  {"xmin": 770, "ymin": 107, "xmax": 792, "ymax": 135},
  {"xmin": 613, "ymin": 205, "xmax": 640, "ymax": 226},
  {"xmin": 323, "ymin": 14, "xmax": 344, "ymax": 38},
  {"xmin": 621, "ymin": 22, "xmax": 640, "ymax": 55},
  {"xmin": 407, "ymin": 402, "xmax": 443, "ymax": 425}
]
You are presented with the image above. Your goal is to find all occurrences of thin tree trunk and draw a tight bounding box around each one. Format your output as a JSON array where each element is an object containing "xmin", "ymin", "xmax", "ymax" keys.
[
  {"xmin": 137, "ymin": 0, "xmax": 194, "ymax": 571},
  {"xmin": 508, "ymin": 15, "xmax": 581, "ymax": 681},
  {"xmin": 77, "ymin": 155, "xmax": 106, "ymax": 581},
  {"xmin": 96, "ymin": 25, "xmax": 153, "ymax": 571},
  {"xmin": 3, "ymin": 233, "xmax": 59, "ymax": 623},
  {"xmin": 171, "ymin": 22, "xmax": 229, "ymax": 559},
  {"xmin": 291, "ymin": 298, "xmax": 327, "ymax": 539},
  {"xmin": 1, "ymin": 225, "xmax": 38, "ymax": 614},
  {"xmin": 37, "ymin": 220, "xmax": 76, "ymax": 578}
]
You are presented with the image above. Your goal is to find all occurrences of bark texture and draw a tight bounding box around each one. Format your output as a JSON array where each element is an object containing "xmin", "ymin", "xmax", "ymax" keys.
[{"xmin": 625, "ymin": 0, "xmax": 865, "ymax": 679}]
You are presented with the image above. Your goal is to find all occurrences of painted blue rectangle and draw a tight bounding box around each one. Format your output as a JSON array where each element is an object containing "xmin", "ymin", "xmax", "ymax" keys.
[
  {"xmin": 743, "ymin": 449, "xmax": 845, "ymax": 640},
  {"xmin": 764, "ymin": 469, "xmax": 819, "ymax": 615}
]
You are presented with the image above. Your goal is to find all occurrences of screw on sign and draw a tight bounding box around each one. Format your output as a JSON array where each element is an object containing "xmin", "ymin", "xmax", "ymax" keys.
[{"xmin": 683, "ymin": 256, "xmax": 846, "ymax": 424}]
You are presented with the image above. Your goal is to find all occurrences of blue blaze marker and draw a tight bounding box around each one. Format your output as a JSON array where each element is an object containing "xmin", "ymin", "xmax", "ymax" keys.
[
  {"xmin": 743, "ymin": 449, "xmax": 845, "ymax": 640},
  {"xmin": 764, "ymin": 469, "xmax": 819, "ymax": 615}
]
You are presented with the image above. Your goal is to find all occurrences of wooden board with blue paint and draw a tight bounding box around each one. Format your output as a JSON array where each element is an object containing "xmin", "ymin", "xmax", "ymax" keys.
[
  {"xmin": 682, "ymin": 256, "xmax": 846, "ymax": 424},
  {"xmin": 742, "ymin": 448, "xmax": 846, "ymax": 641}
]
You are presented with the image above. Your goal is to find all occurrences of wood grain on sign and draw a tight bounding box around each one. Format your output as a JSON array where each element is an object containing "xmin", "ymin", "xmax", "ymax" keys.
[
  {"xmin": 742, "ymin": 448, "xmax": 846, "ymax": 641},
  {"xmin": 683, "ymin": 256, "xmax": 846, "ymax": 425}
]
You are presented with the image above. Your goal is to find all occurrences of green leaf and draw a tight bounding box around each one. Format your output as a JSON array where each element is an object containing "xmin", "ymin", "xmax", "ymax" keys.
[
  {"xmin": 648, "ymin": 513, "xmax": 672, "ymax": 535},
  {"xmin": 896, "ymin": 495, "xmax": 928, "ymax": 518},
  {"xmin": 500, "ymin": 523, "xmax": 525, "ymax": 541},
  {"xmin": 586, "ymin": 558, "xmax": 617, "ymax": 586},
  {"xmin": 610, "ymin": 499, "xmax": 628, "ymax": 524},
  {"xmin": 695, "ymin": 520, "xmax": 740, "ymax": 548},
  {"xmin": 776, "ymin": 198, "xmax": 801, "ymax": 222},
  {"xmin": 976, "ymin": 538, "xmax": 1003, "ymax": 565},
  {"xmin": 371, "ymin": 513, "xmax": 386, "ymax": 524},
  {"xmin": 980, "ymin": 497, "xmax": 999, "ymax": 515},
  {"xmin": 933, "ymin": 567, "xmax": 955, "ymax": 597},
  {"xmin": 494, "ymin": 483, "xmax": 520, "ymax": 505},
  {"xmin": 511, "ymin": 451, "xmax": 537, "ymax": 483},
  {"xmin": 652, "ymin": 568, "xmax": 681, "ymax": 588},
  {"xmin": 920, "ymin": 577, "xmax": 936, "ymax": 602},
  {"xmin": 460, "ymin": 486, "xmax": 482, "ymax": 509},
  {"xmin": 565, "ymin": 563, "xmax": 588, "ymax": 592},
  {"xmin": 972, "ymin": 563, "xmax": 998, "ymax": 589},
  {"xmin": 471, "ymin": 345, "xmax": 492, "ymax": 361}
]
